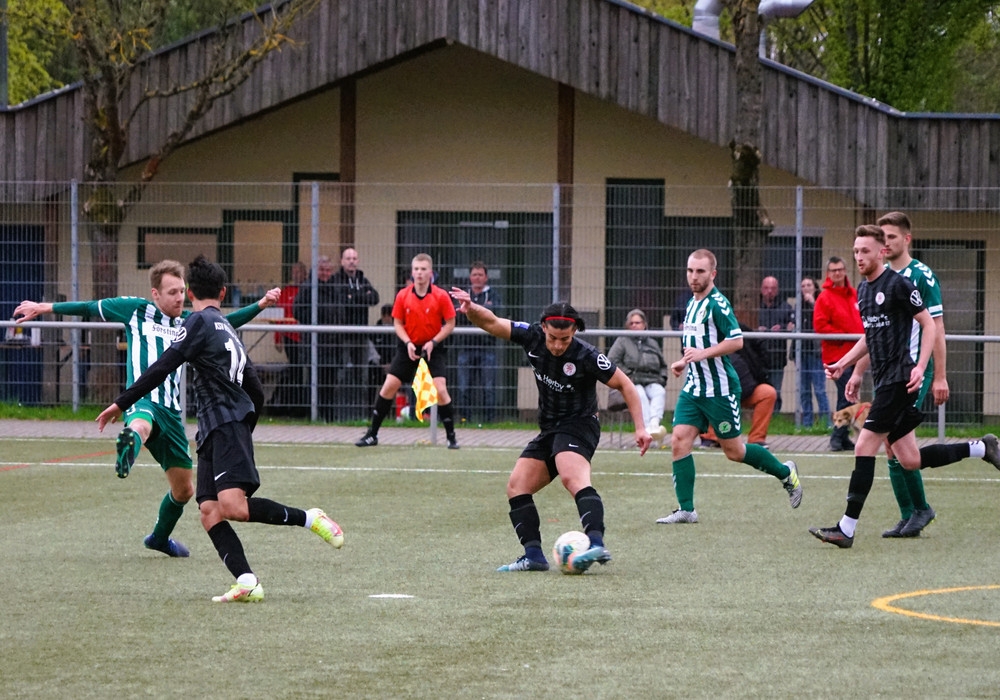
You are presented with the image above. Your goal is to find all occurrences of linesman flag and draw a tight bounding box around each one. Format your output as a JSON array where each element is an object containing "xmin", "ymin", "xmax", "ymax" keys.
[{"xmin": 411, "ymin": 357, "xmax": 438, "ymax": 420}]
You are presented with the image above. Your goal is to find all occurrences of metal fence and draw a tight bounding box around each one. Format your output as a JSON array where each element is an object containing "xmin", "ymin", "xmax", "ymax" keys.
[{"xmin": 2, "ymin": 181, "xmax": 998, "ymax": 429}]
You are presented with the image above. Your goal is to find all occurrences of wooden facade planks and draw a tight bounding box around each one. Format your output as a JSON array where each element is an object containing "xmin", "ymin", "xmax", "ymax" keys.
[{"xmin": 2, "ymin": 0, "xmax": 1000, "ymax": 208}]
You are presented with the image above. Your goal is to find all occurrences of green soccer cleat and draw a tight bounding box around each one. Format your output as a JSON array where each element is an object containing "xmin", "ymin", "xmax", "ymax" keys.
[
  {"xmin": 115, "ymin": 427, "xmax": 139, "ymax": 479},
  {"xmin": 308, "ymin": 508, "xmax": 344, "ymax": 548},
  {"xmin": 212, "ymin": 580, "xmax": 264, "ymax": 603}
]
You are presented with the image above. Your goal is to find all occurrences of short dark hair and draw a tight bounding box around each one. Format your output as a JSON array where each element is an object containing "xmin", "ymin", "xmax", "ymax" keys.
[
  {"xmin": 469, "ymin": 260, "xmax": 488, "ymax": 274},
  {"xmin": 855, "ymin": 224, "xmax": 885, "ymax": 245},
  {"xmin": 540, "ymin": 301, "xmax": 585, "ymax": 331},
  {"xmin": 186, "ymin": 255, "xmax": 227, "ymax": 300},
  {"xmin": 826, "ymin": 256, "xmax": 845, "ymax": 268},
  {"xmin": 877, "ymin": 211, "xmax": 911, "ymax": 231},
  {"xmin": 380, "ymin": 303, "xmax": 393, "ymax": 316}
]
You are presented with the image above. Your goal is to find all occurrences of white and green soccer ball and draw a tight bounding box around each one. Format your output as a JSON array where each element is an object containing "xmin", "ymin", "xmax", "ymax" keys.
[{"xmin": 552, "ymin": 530, "xmax": 591, "ymax": 575}]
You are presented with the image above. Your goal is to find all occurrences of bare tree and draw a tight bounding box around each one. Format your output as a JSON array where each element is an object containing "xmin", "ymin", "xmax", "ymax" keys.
[
  {"xmin": 65, "ymin": 0, "xmax": 319, "ymax": 400},
  {"xmin": 727, "ymin": 0, "xmax": 773, "ymax": 328}
]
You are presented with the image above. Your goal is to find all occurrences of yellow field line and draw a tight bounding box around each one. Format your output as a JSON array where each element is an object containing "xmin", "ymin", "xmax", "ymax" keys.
[{"xmin": 872, "ymin": 585, "xmax": 1000, "ymax": 627}]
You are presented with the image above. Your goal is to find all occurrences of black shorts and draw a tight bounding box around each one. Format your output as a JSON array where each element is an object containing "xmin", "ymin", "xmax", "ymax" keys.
[
  {"xmin": 195, "ymin": 419, "xmax": 260, "ymax": 503},
  {"xmin": 387, "ymin": 342, "xmax": 449, "ymax": 384},
  {"xmin": 865, "ymin": 381, "xmax": 924, "ymax": 444},
  {"xmin": 520, "ymin": 416, "xmax": 601, "ymax": 481}
]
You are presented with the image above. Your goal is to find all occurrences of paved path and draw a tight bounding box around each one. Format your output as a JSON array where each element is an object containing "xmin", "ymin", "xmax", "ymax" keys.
[{"xmin": 1, "ymin": 418, "xmax": 963, "ymax": 453}]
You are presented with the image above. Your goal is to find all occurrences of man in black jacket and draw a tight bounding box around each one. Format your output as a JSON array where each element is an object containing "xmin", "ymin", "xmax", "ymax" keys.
[{"xmin": 330, "ymin": 247, "xmax": 380, "ymax": 418}]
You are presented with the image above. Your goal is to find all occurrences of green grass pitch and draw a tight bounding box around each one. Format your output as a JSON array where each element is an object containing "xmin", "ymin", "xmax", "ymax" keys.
[{"xmin": 3, "ymin": 438, "xmax": 1000, "ymax": 698}]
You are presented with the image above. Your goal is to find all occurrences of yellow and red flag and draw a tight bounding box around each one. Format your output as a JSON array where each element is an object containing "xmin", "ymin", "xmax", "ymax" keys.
[{"xmin": 411, "ymin": 358, "xmax": 438, "ymax": 420}]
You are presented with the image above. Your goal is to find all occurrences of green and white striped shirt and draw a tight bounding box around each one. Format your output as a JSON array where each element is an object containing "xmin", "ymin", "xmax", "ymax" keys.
[
  {"xmin": 680, "ymin": 288, "xmax": 743, "ymax": 398},
  {"xmin": 895, "ymin": 259, "xmax": 943, "ymax": 375},
  {"xmin": 53, "ymin": 297, "xmax": 263, "ymax": 412}
]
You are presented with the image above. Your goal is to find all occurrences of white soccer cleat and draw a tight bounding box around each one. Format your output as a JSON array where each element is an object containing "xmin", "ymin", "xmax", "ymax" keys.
[{"xmin": 656, "ymin": 509, "xmax": 699, "ymax": 524}]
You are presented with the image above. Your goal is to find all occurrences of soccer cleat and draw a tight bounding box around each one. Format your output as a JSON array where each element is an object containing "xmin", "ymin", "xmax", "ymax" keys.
[
  {"xmin": 899, "ymin": 507, "xmax": 936, "ymax": 537},
  {"xmin": 783, "ymin": 461, "xmax": 803, "ymax": 509},
  {"xmin": 355, "ymin": 433, "xmax": 378, "ymax": 447},
  {"xmin": 496, "ymin": 555, "xmax": 549, "ymax": 572},
  {"xmin": 882, "ymin": 519, "xmax": 910, "ymax": 538},
  {"xmin": 447, "ymin": 438, "xmax": 460, "ymax": 450},
  {"xmin": 212, "ymin": 581, "xmax": 264, "ymax": 603},
  {"xmin": 115, "ymin": 427, "xmax": 138, "ymax": 478},
  {"xmin": 656, "ymin": 509, "xmax": 699, "ymax": 524},
  {"xmin": 809, "ymin": 525, "xmax": 854, "ymax": 548},
  {"xmin": 143, "ymin": 533, "xmax": 190, "ymax": 557},
  {"xmin": 570, "ymin": 545, "xmax": 612, "ymax": 573},
  {"xmin": 307, "ymin": 508, "xmax": 344, "ymax": 548},
  {"xmin": 982, "ymin": 434, "xmax": 1000, "ymax": 470}
]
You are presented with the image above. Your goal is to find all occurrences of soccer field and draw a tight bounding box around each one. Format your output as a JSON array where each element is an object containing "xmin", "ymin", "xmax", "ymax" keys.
[{"xmin": 3, "ymin": 438, "xmax": 1000, "ymax": 698}]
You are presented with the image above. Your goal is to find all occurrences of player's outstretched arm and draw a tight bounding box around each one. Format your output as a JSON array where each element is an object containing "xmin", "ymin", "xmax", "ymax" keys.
[{"xmin": 13, "ymin": 301, "xmax": 53, "ymax": 322}]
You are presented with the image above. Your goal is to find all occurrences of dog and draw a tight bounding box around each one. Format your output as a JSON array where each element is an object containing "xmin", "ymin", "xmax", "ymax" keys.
[{"xmin": 832, "ymin": 402, "xmax": 872, "ymax": 436}]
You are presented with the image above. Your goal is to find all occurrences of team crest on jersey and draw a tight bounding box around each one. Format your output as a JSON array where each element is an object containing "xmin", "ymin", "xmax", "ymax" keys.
[
  {"xmin": 875, "ymin": 292, "xmax": 885, "ymax": 305},
  {"xmin": 596, "ymin": 354, "xmax": 611, "ymax": 371},
  {"xmin": 563, "ymin": 362, "xmax": 577, "ymax": 376},
  {"xmin": 910, "ymin": 289, "xmax": 923, "ymax": 306},
  {"xmin": 718, "ymin": 421, "xmax": 732, "ymax": 434},
  {"xmin": 172, "ymin": 328, "xmax": 187, "ymax": 344}
]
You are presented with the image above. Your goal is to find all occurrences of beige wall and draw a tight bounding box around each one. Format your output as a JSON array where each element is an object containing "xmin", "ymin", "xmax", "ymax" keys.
[{"xmin": 18, "ymin": 43, "xmax": 1000, "ymax": 412}]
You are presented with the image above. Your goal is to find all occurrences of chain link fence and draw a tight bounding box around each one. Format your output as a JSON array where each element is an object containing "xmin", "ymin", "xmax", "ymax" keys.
[{"xmin": 2, "ymin": 181, "xmax": 998, "ymax": 429}]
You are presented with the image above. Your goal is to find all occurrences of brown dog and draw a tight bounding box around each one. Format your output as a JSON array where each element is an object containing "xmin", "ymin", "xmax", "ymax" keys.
[{"xmin": 832, "ymin": 402, "xmax": 872, "ymax": 436}]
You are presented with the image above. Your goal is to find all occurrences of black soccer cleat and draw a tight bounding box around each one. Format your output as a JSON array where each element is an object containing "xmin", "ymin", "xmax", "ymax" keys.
[{"xmin": 809, "ymin": 525, "xmax": 854, "ymax": 549}]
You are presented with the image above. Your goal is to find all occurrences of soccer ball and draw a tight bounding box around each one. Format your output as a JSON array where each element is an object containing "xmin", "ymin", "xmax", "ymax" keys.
[{"xmin": 552, "ymin": 530, "xmax": 591, "ymax": 575}]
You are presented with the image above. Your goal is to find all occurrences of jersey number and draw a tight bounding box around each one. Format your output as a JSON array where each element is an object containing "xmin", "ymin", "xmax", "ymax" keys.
[{"xmin": 224, "ymin": 338, "xmax": 247, "ymax": 385}]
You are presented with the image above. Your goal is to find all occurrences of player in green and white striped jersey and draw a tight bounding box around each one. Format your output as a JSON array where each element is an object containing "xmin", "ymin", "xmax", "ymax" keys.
[
  {"xmin": 14, "ymin": 260, "xmax": 279, "ymax": 557},
  {"xmin": 656, "ymin": 249, "xmax": 802, "ymax": 524}
]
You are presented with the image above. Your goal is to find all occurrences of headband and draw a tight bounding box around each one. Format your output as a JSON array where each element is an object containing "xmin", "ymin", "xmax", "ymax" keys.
[{"xmin": 544, "ymin": 316, "xmax": 577, "ymax": 324}]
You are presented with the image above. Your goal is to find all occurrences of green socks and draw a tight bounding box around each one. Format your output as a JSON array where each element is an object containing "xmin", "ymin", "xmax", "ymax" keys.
[
  {"xmin": 671, "ymin": 454, "xmax": 696, "ymax": 511},
  {"xmin": 152, "ymin": 491, "xmax": 186, "ymax": 541},
  {"xmin": 888, "ymin": 457, "xmax": 928, "ymax": 518},
  {"xmin": 743, "ymin": 442, "xmax": 790, "ymax": 479}
]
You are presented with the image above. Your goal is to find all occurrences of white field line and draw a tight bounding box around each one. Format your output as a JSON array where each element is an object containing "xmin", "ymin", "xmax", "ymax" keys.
[{"xmin": 3, "ymin": 459, "xmax": 1000, "ymax": 483}]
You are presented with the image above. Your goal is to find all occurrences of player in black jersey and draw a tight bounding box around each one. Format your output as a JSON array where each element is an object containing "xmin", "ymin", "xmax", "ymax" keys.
[
  {"xmin": 451, "ymin": 290, "xmax": 652, "ymax": 573},
  {"xmin": 811, "ymin": 226, "xmax": 1000, "ymax": 548},
  {"xmin": 97, "ymin": 256, "xmax": 345, "ymax": 602}
]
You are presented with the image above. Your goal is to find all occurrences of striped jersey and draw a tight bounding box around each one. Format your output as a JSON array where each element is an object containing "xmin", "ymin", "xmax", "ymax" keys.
[
  {"xmin": 509, "ymin": 321, "xmax": 617, "ymax": 431},
  {"xmin": 679, "ymin": 288, "xmax": 742, "ymax": 398},
  {"xmin": 893, "ymin": 259, "xmax": 943, "ymax": 377},
  {"xmin": 53, "ymin": 297, "xmax": 263, "ymax": 413},
  {"xmin": 858, "ymin": 267, "xmax": 925, "ymax": 389},
  {"xmin": 54, "ymin": 297, "xmax": 185, "ymax": 410}
]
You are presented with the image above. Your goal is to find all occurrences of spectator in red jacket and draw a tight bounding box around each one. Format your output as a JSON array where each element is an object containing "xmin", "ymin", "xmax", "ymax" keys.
[{"xmin": 813, "ymin": 256, "xmax": 864, "ymax": 451}]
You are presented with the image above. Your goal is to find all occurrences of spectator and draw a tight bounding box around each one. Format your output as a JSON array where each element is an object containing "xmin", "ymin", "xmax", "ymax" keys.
[
  {"xmin": 292, "ymin": 255, "xmax": 337, "ymax": 421},
  {"xmin": 758, "ymin": 275, "xmax": 793, "ymax": 413},
  {"xmin": 273, "ymin": 261, "xmax": 308, "ymax": 416},
  {"xmin": 700, "ymin": 327, "xmax": 777, "ymax": 448},
  {"xmin": 796, "ymin": 276, "xmax": 830, "ymax": 428},
  {"xmin": 330, "ymin": 247, "xmax": 380, "ymax": 418},
  {"xmin": 455, "ymin": 261, "xmax": 502, "ymax": 423},
  {"xmin": 607, "ymin": 308, "xmax": 668, "ymax": 442},
  {"xmin": 813, "ymin": 256, "xmax": 864, "ymax": 451}
]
